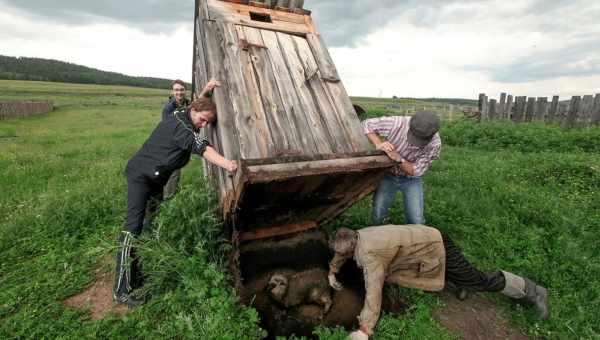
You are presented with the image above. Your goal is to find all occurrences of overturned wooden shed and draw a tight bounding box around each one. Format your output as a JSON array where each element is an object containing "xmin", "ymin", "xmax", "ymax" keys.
[{"xmin": 194, "ymin": 0, "xmax": 394, "ymax": 238}]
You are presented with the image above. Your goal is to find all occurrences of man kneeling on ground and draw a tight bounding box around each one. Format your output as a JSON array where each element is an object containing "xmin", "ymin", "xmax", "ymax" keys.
[
  {"xmin": 113, "ymin": 86, "xmax": 237, "ymax": 307},
  {"xmin": 327, "ymin": 225, "xmax": 549, "ymax": 339}
]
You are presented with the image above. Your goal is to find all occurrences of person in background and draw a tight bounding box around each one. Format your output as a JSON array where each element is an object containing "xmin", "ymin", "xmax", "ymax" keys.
[
  {"xmin": 113, "ymin": 82, "xmax": 236, "ymax": 307},
  {"xmin": 328, "ymin": 225, "xmax": 549, "ymax": 340},
  {"xmin": 362, "ymin": 111, "xmax": 441, "ymax": 225},
  {"xmin": 162, "ymin": 79, "xmax": 220, "ymax": 199}
]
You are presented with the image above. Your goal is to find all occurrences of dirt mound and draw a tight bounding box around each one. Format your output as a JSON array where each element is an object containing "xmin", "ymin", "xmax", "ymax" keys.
[
  {"xmin": 434, "ymin": 292, "xmax": 529, "ymax": 340},
  {"xmin": 63, "ymin": 259, "xmax": 129, "ymax": 321}
]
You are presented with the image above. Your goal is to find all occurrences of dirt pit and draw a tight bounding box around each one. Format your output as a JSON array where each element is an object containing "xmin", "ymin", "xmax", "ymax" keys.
[
  {"xmin": 63, "ymin": 258, "xmax": 129, "ymax": 321},
  {"xmin": 434, "ymin": 292, "xmax": 529, "ymax": 340}
]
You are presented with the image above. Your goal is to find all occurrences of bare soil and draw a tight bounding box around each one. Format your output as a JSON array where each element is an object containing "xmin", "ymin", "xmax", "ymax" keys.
[
  {"xmin": 63, "ymin": 258, "xmax": 129, "ymax": 321},
  {"xmin": 434, "ymin": 292, "xmax": 529, "ymax": 340}
]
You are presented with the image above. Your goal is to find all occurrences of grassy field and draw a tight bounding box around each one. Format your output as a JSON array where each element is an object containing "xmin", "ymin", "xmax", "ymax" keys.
[{"xmin": 1, "ymin": 80, "xmax": 599, "ymax": 339}]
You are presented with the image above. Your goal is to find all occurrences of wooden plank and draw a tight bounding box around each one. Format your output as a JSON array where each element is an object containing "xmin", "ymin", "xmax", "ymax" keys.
[
  {"xmin": 505, "ymin": 95, "xmax": 513, "ymax": 120},
  {"xmin": 525, "ymin": 97, "xmax": 536, "ymax": 122},
  {"xmin": 478, "ymin": 94, "xmax": 488, "ymax": 120},
  {"xmin": 306, "ymin": 33, "xmax": 340, "ymax": 82},
  {"xmin": 547, "ymin": 96, "xmax": 559, "ymax": 123},
  {"xmin": 488, "ymin": 99, "xmax": 497, "ymax": 120},
  {"xmin": 241, "ymin": 26, "xmax": 299, "ymax": 155},
  {"xmin": 535, "ymin": 97, "xmax": 548, "ymax": 122},
  {"xmin": 245, "ymin": 155, "xmax": 394, "ymax": 183},
  {"xmin": 322, "ymin": 79, "xmax": 371, "ymax": 151},
  {"xmin": 592, "ymin": 94, "xmax": 600, "ymax": 126},
  {"xmin": 292, "ymin": 35, "xmax": 353, "ymax": 153},
  {"xmin": 202, "ymin": 21, "xmax": 241, "ymax": 171},
  {"xmin": 207, "ymin": 0, "xmax": 313, "ymax": 36},
  {"xmin": 499, "ymin": 93, "xmax": 507, "ymax": 119},
  {"xmin": 558, "ymin": 102, "xmax": 569, "ymax": 124},
  {"xmin": 239, "ymin": 220, "xmax": 317, "ymax": 242},
  {"xmin": 242, "ymin": 150, "xmax": 383, "ymax": 166},
  {"xmin": 564, "ymin": 96, "xmax": 581, "ymax": 128},
  {"xmin": 513, "ymin": 96, "xmax": 526, "ymax": 122},
  {"xmin": 276, "ymin": 32, "xmax": 333, "ymax": 154},
  {"xmin": 581, "ymin": 95, "xmax": 594, "ymax": 127},
  {"xmin": 303, "ymin": 34, "xmax": 372, "ymax": 151},
  {"xmin": 260, "ymin": 29, "xmax": 318, "ymax": 154},
  {"xmin": 318, "ymin": 173, "xmax": 383, "ymax": 227},
  {"xmin": 214, "ymin": 21, "xmax": 274, "ymax": 159}
]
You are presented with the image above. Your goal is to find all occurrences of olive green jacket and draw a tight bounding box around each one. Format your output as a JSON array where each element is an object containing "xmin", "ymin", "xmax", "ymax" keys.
[{"xmin": 329, "ymin": 224, "xmax": 445, "ymax": 332}]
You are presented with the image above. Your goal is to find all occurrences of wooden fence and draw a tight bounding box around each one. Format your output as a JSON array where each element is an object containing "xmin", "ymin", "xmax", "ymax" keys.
[
  {"xmin": 478, "ymin": 93, "xmax": 600, "ymax": 128},
  {"xmin": 0, "ymin": 101, "xmax": 54, "ymax": 120}
]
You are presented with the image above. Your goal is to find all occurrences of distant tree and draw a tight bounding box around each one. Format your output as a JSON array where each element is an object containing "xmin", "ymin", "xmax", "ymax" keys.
[{"xmin": 0, "ymin": 55, "xmax": 190, "ymax": 89}]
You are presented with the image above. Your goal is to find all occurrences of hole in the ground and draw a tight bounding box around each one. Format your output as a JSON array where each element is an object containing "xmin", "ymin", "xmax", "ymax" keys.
[{"xmin": 236, "ymin": 229, "xmax": 407, "ymax": 338}]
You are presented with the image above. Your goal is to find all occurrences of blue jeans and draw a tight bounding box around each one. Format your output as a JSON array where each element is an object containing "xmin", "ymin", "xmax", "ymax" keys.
[{"xmin": 372, "ymin": 172, "xmax": 425, "ymax": 225}]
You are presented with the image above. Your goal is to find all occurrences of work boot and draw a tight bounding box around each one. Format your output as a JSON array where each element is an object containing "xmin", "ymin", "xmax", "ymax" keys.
[
  {"xmin": 444, "ymin": 281, "xmax": 470, "ymax": 301},
  {"xmin": 500, "ymin": 271, "xmax": 549, "ymax": 320},
  {"xmin": 524, "ymin": 278, "xmax": 549, "ymax": 320},
  {"xmin": 113, "ymin": 231, "xmax": 145, "ymax": 308}
]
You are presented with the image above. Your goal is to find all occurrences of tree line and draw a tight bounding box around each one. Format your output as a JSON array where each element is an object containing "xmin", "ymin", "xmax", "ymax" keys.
[{"xmin": 0, "ymin": 55, "xmax": 190, "ymax": 89}]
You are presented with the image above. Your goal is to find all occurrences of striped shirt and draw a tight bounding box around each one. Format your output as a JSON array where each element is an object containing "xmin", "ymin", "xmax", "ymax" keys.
[{"xmin": 362, "ymin": 116, "xmax": 441, "ymax": 177}]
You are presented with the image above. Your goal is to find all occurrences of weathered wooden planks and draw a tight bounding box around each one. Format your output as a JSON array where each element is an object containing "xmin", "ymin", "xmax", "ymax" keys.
[
  {"xmin": 525, "ymin": 97, "xmax": 536, "ymax": 122},
  {"xmin": 592, "ymin": 94, "xmax": 600, "ymax": 126},
  {"xmin": 534, "ymin": 97, "xmax": 548, "ymax": 122},
  {"xmin": 207, "ymin": 0, "xmax": 314, "ymax": 36},
  {"xmin": 505, "ymin": 95, "xmax": 513, "ymax": 120},
  {"xmin": 259, "ymin": 29, "xmax": 318, "ymax": 154},
  {"xmin": 276, "ymin": 32, "xmax": 333, "ymax": 154},
  {"xmin": 564, "ymin": 96, "xmax": 581, "ymax": 128},
  {"xmin": 306, "ymin": 33, "xmax": 340, "ymax": 82},
  {"xmin": 239, "ymin": 26, "xmax": 297, "ymax": 155},
  {"xmin": 513, "ymin": 96, "xmax": 526, "ymax": 122},
  {"xmin": 478, "ymin": 93, "xmax": 488, "ymax": 120},
  {"xmin": 547, "ymin": 96, "xmax": 559, "ymax": 123}
]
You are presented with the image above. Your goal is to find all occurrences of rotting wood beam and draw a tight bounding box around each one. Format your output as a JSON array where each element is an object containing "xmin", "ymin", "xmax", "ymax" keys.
[
  {"xmin": 239, "ymin": 220, "xmax": 317, "ymax": 242},
  {"xmin": 245, "ymin": 155, "xmax": 394, "ymax": 183}
]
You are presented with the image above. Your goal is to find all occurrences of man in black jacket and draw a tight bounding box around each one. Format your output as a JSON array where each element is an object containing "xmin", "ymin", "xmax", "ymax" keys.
[
  {"xmin": 113, "ymin": 91, "xmax": 237, "ymax": 307},
  {"xmin": 162, "ymin": 79, "xmax": 219, "ymax": 199}
]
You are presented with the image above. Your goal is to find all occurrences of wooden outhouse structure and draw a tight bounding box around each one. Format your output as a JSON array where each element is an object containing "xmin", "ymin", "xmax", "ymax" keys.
[{"xmin": 193, "ymin": 0, "xmax": 394, "ymax": 240}]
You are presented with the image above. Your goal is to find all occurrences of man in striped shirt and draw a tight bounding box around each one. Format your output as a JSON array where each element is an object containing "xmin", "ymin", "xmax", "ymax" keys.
[{"xmin": 362, "ymin": 111, "xmax": 442, "ymax": 225}]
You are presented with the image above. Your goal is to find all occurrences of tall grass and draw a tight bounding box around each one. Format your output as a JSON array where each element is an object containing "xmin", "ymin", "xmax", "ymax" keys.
[{"xmin": 1, "ymin": 82, "xmax": 598, "ymax": 339}]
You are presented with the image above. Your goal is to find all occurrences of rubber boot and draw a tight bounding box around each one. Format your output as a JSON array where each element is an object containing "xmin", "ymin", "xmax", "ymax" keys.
[
  {"xmin": 113, "ymin": 231, "xmax": 144, "ymax": 308},
  {"xmin": 500, "ymin": 271, "xmax": 549, "ymax": 320},
  {"xmin": 524, "ymin": 278, "xmax": 549, "ymax": 320}
]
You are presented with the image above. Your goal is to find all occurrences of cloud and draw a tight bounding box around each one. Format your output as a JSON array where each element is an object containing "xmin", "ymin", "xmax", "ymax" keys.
[{"xmin": 0, "ymin": 0, "xmax": 194, "ymax": 32}]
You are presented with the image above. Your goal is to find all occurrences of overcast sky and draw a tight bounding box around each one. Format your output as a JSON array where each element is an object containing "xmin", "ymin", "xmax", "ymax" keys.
[{"xmin": 1, "ymin": 0, "xmax": 598, "ymax": 99}]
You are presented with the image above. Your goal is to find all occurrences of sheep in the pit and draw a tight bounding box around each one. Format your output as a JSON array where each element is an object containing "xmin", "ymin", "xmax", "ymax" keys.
[{"xmin": 266, "ymin": 269, "xmax": 333, "ymax": 314}]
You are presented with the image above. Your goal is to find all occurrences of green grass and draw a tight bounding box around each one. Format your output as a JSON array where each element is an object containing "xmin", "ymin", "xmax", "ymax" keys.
[{"xmin": 1, "ymin": 80, "xmax": 599, "ymax": 339}]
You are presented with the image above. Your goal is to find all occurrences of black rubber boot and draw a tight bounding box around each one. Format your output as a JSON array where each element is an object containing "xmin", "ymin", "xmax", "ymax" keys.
[
  {"xmin": 113, "ymin": 231, "xmax": 145, "ymax": 308},
  {"xmin": 524, "ymin": 278, "xmax": 549, "ymax": 320}
]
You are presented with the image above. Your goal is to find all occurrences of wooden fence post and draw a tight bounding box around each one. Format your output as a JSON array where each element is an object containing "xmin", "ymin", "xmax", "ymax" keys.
[
  {"xmin": 478, "ymin": 93, "xmax": 488, "ymax": 120},
  {"xmin": 535, "ymin": 97, "xmax": 548, "ymax": 122},
  {"xmin": 581, "ymin": 95, "xmax": 594, "ymax": 127},
  {"xmin": 513, "ymin": 96, "xmax": 526, "ymax": 122},
  {"xmin": 564, "ymin": 96, "xmax": 581, "ymax": 128},
  {"xmin": 505, "ymin": 95, "xmax": 513, "ymax": 120},
  {"xmin": 592, "ymin": 93, "xmax": 600, "ymax": 126},
  {"xmin": 525, "ymin": 97, "xmax": 536, "ymax": 122},
  {"xmin": 547, "ymin": 96, "xmax": 559, "ymax": 123},
  {"xmin": 499, "ymin": 93, "xmax": 507, "ymax": 119},
  {"xmin": 489, "ymin": 99, "xmax": 497, "ymax": 120}
]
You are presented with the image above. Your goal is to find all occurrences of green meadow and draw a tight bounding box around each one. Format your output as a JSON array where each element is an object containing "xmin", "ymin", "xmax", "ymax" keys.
[{"xmin": 1, "ymin": 80, "xmax": 599, "ymax": 339}]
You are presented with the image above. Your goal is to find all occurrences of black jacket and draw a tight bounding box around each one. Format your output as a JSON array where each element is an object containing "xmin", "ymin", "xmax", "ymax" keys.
[
  {"xmin": 162, "ymin": 97, "xmax": 190, "ymax": 121},
  {"xmin": 126, "ymin": 109, "xmax": 210, "ymax": 183}
]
